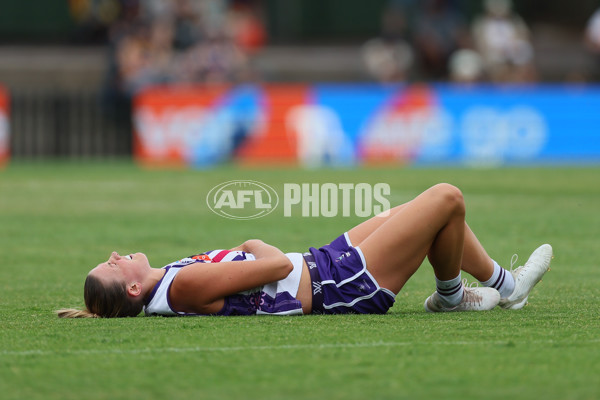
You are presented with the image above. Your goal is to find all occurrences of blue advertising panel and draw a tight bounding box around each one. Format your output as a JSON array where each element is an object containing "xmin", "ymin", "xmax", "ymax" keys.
[
  {"xmin": 431, "ymin": 85, "xmax": 600, "ymax": 165},
  {"xmin": 313, "ymin": 84, "xmax": 600, "ymax": 166}
]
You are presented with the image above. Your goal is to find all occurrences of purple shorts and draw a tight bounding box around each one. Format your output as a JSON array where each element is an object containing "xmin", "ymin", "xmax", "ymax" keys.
[{"xmin": 305, "ymin": 232, "xmax": 396, "ymax": 314}]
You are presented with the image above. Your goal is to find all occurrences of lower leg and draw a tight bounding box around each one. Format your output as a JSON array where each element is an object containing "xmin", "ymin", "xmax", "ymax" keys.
[
  {"xmin": 427, "ymin": 206, "xmax": 465, "ymax": 281},
  {"xmin": 461, "ymin": 223, "xmax": 515, "ymax": 298},
  {"xmin": 424, "ymin": 210, "xmax": 502, "ymax": 312},
  {"xmin": 460, "ymin": 223, "xmax": 494, "ymax": 281},
  {"xmin": 427, "ymin": 204, "xmax": 466, "ymax": 307}
]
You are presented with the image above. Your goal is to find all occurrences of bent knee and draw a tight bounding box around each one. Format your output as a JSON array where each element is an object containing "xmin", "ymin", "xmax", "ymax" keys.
[{"xmin": 430, "ymin": 183, "xmax": 465, "ymax": 215}]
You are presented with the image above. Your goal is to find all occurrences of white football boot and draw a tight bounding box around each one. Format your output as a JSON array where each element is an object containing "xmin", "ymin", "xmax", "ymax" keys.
[
  {"xmin": 424, "ymin": 284, "xmax": 500, "ymax": 312},
  {"xmin": 499, "ymin": 244, "xmax": 553, "ymax": 310}
]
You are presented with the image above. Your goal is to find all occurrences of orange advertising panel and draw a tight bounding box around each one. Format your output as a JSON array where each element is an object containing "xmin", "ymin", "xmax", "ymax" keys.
[
  {"xmin": 133, "ymin": 84, "xmax": 310, "ymax": 167},
  {"xmin": 235, "ymin": 85, "xmax": 310, "ymax": 165}
]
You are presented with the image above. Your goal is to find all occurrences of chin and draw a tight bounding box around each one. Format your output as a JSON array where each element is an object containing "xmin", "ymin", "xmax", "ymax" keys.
[{"xmin": 134, "ymin": 252, "xmax": 150, "ymax": 266}]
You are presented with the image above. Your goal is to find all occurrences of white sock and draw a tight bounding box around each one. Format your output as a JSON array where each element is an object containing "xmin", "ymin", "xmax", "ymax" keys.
[
  {"xmin": 481, "ymin": 260, "xmax": 515, "ymax": 298},
  {"xmin": 435, "ymin": 274, "xmax": 463, "ymax": 307}
]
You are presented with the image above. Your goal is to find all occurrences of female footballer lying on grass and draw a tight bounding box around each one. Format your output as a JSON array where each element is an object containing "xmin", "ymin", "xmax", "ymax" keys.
[{"xmin": 57, "ymin": 183, "xmax": 553, "ymax": 318}]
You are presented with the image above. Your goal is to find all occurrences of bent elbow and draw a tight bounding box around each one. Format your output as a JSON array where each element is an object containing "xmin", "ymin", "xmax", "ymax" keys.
[{"xmin": 278, "ymin": 256, "xmax": 294, "ymax": 280}]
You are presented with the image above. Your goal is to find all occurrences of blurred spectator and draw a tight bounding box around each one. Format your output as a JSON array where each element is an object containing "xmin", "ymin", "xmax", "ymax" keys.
[
  {"xmin": 172, "ymin": 0, "xmax": 205, "ymax": 50},
  {"xmin": 584, "ymin": 7, "xmax": 600, "ymax": 80},
  {"xmin": 362, "ymin": 39, "xmax": 414, "ymax": 83},
  {"xmin": 448, "ymin": 48, "xmax": 483, "ymax": 84},
  {"xmin": 100, "ymin": 0, "xmax": 258, "ymax": 104},
  {"xmin": 471, "ymin": 0, "xmax": 536, "ymax": 82},
  {"xmin": 226, "ymin": 0, "xmax": 267, "ymax": 54},
  {"xmin": 179, "ymin": 33, "xmax": 249, "ymax": 84},
  {"xmin": 116, "ymin": 18, "xmax": 176, "ymax": 95},
  {"xmin": 362, "ymin": 1, "xmax": 414, "ymax": 82},
  {"xmin": 412, "ymin": 0, "xmax": 469, "ymax": 80}
]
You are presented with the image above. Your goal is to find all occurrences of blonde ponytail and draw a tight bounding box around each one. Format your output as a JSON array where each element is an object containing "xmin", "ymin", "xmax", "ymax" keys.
[{"xmin": 56, "ymin": 308, "xmax": 100, "ymax": 318}]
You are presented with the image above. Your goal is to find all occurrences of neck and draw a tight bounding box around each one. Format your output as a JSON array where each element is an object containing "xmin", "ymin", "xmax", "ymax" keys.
[{"xmin": 141, "ymin": 268, "xmax": 166, "ymax": 301}]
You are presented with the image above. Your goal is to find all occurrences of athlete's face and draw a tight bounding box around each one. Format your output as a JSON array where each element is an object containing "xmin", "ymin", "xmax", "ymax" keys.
[{"xmin": 89, "ymin": 252, "xmax": 151, "ymax": 286}]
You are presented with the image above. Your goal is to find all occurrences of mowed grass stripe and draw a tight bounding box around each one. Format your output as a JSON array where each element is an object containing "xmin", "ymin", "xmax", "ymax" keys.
[{"xmin": 3, "ymin": 337, "xmax": 600, "ymax": 357}]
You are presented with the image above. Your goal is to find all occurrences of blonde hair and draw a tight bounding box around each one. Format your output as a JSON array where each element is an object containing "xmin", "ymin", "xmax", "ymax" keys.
[
  {"xmin": 56, "ymin": 308, "xmax": 99, "ymax": 318},
  {"xmin": 57, "ymin": 274, "xmax": 143, "ymax": 318}
]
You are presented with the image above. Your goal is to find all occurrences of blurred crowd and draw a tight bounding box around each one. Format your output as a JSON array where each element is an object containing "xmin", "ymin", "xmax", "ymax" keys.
[
  {"xmin": 362, "ymin": 0, "xmax": 538, "ymax": 84},
  {"xmin": 69, "ymin": 0, "xmax": 265, "ymax": 104},
  {"xmin": 68, "ymin": 0, "xmax": 600, "ymax": 92}
]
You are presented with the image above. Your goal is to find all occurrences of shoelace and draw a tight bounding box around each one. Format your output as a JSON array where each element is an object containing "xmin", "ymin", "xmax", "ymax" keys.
[
  {"xmin": 459, "ymin": 279, "xmax": 485, "ymax": 305},
  {"xmin": 461, "ymin": 285, "xmax": 483, "ymax": 306},
  {"xmin": 460, "ymin": 279, "xmax": 484, "ymax": 305},
  {"xmin": 510, "ymin": 253, "xmax": 520, "ymax": 272},
  {"xmin": 461, "ymin": 278, "xmax": 479, "ymax": 288}
]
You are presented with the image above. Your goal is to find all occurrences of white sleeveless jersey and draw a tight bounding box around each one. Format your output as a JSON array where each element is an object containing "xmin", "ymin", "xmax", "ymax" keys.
[{"xmin": 143, "ymin": 250, "xmax": 305, "ymax": 316}]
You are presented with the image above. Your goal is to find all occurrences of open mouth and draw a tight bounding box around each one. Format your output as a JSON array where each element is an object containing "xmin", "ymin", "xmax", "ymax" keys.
[{"xmin": 124, "ymin": 255, "xmax": 133, "ymax": 260}]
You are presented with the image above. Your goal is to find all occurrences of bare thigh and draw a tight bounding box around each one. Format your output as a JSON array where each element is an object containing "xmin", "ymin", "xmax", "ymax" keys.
[
  {"xmin": 348, "ymin": 184, "xmax": 464, "ymax": 294},
  {"xmin": 347, "ymin": 204, "xmax": 406, "ymax": 246}
]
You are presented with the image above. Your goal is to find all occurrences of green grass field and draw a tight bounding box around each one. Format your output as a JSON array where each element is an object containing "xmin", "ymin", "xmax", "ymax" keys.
[{"xmin": 1, "ymin": 162, "xmax": 599, "ymax": 400}]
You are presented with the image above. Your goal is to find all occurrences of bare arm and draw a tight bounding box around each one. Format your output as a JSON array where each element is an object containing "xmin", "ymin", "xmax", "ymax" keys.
[
  {"xmin": 170, "ymin": 240, "xmax": 293, "ymax": 313},
  {"xmin": 231, "ymin": 239, "xmax": 287, "ymax": 259}
]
